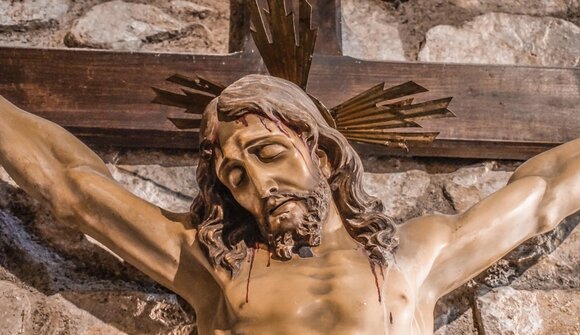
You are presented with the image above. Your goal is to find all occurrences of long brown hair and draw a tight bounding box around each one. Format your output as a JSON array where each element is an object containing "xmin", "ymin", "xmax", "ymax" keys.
[{"xmin": 191, "ymin": 75, "xmax": 398, "ymax": 277}]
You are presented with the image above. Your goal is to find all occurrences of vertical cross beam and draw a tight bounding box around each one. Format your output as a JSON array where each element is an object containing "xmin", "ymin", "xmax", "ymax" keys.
[
  {"xmin": 238, "ymin": 0, "xmax": 342, "ymax": 55},
  {"xmin": 309, "ymin": 0, "xmax": 342, "ymax": 55}
]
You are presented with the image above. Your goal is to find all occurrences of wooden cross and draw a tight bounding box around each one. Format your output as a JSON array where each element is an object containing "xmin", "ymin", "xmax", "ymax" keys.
[{"xmin": 0, "ymin": 0, "xmax": 578, "ymax": 159}]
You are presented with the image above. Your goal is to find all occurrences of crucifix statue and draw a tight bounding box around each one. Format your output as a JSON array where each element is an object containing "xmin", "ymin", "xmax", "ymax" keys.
[{"xmin": 0, "ymin": 0, "xmax": 579, "ymax": 334}]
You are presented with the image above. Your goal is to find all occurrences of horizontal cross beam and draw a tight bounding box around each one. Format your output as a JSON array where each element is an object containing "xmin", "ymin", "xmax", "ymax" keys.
[{"xmin": 1, "ymin": 46, "xmax": 578, "ymax": 160}]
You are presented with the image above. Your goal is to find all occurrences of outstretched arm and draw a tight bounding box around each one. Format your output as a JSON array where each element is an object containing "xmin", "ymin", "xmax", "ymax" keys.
[
  {"xmin": 395, "ymin": 138, "xmax": 580, "ymax": 300},
  {"xmin": 0, "ymin": 95, "xmax": 194, "ymax": 290}
]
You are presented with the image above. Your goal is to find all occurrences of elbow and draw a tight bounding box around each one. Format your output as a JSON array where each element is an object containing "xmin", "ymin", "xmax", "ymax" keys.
[
  {"xmin": 536, "ymin": 205, "xmax": 562, "ymax": 234},
  {"xmin": 535, "ymin": 189, "xmax": 563, "ymax": 234},
  {"xmin": 48, "ymin": 189, "xmax": 82, "ymax": 226},
  {"xmin": 47, "ymin": 168, "xmax": 88, "ymax": 225}
]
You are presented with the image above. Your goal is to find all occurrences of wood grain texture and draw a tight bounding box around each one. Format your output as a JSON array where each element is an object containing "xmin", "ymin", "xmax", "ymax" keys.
[{"xmin": 0, "ymin": 46, "xmax": 578, "ymax": 159}]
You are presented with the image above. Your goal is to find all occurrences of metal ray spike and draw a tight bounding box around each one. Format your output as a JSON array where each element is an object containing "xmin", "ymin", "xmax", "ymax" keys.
[
  {"xmin": 333, "ymin": 81, "xmax": 427, "ymax": 119},
  {"xmin": 152, "ymin": 72, "xmax": 226, "ymax": 130},
  {"xmin": 331, "ymin": 80, "xmax": 454, "ymax": 151},
  {"xmin": 248, "ymin": 0, "xmax": 317, "ymax": 89},
  {"xmin": 166, "ymin": 74, "xmax": 225, "ymax": 96},
  {"xmin": 152, "ymin": 87, "xmax": 193, "ymax": 109},
  {"xmin": 338, "ymin": 97, "xmax": 454, "ymax": 128},
  {"xmin": 168, "ymin": 117, "xmax": 202, "ymax": 130}
]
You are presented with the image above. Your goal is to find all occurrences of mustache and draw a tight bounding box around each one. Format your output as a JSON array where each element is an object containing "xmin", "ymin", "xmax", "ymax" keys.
[
  {"xmin": 264, "ymin": 180, "xmax": 332, "ymax": 260},
  {"xmin": 263, "ymin": 192, "xmax": 311, "ymax": 216},
  {"xmin": 262, "ymin": 185, "xmax": 328, "ymax": 227}
]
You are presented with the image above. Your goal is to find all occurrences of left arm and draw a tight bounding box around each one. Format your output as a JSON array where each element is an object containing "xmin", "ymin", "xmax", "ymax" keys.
[{"xmin": 395, "ymin": 138, "xmax": 580, "ymax": 300}]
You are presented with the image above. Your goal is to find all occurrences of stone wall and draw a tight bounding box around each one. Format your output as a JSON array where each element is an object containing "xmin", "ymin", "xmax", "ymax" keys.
[
  {"xmin": 0, "ymin": 0, "xmax": 578, "ymax": 334},
  {"xmin": 343, "ymin": 0, "xmax": 579, "ymax": 66}
]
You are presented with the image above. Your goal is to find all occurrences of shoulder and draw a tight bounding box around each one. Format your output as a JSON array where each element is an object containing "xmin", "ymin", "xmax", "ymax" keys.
[{"xmin": 393, "ymin": 214, "xmax": 455, "ymax": 290}]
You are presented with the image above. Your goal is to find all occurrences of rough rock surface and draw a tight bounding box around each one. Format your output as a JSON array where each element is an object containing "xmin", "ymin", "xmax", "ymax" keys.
[
  {"xmin": 511, "ymin": 226, "xmax": 580, "ymax": 290},
  {"xmin": 64, "ymin": 0, "xmax": 203, "ymax": 50},
  {"xmin": 109, "ymin": 164, "xmax": 196, "ymax": 213},
  {"xmin": 0, "ymin": 0, "xmax": 70, "ymax": 31},
  {"xmin": 478, "ymin": 287, "xmax": 580, "ymax": 334},
  {"xmin": 434, "ymin": 308, "xmax": 478, "ymax": 335},
  {"xmin": 364, "ymin": 170, "xmax": 431, "ymax": 219},
  {"xmin": 0, "ymin": 280, "xmax": 195, "ymax": 335},
  {"xmin": 341, "ymin": 0, "xmax": 406, "ymax": 61},
  {"xmin": 167, "ymin": 0, "xmax": 215, "ymax": 18},
  {"xmin": 452, "ymin": 0, "xmax": 580, "ymax": 16},
  {"xmin": 442, "ymin": 163, "xmax": 511, "ymax": 212},
  {"xmin": 478, "ymin": 287, "xmax": 543, "ymax": 334},
  {"xmin": 0, "ymin": 0, "xmax": 230, "ymax": 53},
  {"xmin": 419, "ymin": 12, "xmax": 580, "ymax": 66}
]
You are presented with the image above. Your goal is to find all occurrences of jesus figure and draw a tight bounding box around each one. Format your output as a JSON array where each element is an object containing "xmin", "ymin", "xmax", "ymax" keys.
[{"xmin": 0, "ymin": 74, "xmax": 579, "ymax": 334}]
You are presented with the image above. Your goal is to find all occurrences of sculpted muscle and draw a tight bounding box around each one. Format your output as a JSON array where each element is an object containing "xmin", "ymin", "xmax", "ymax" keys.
[
  {"xmin": 397, "ymin": 138, "xmax": 580, "ymax": 300},
  {"xmin": 1, "ymin": 74, "xmax": 578, "ymax": 335},
  {"xmin": 0, "ymin": 95, "xmax": 191, "ymax": 291}
]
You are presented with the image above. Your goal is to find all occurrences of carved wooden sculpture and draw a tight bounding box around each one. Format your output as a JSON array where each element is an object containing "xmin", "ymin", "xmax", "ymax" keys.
[
  {"xmin": 0, "ymin": 0, "xmax": 579, "ymax": 334},
  {"xmin": 155, "ymin": 0, "xmax": 454, "ymax": 152}
]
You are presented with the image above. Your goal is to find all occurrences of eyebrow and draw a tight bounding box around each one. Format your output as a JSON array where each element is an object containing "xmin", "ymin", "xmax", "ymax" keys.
[
  {"xmin": 216, "ymin": 134, "xmax": 289, "ymax": 177},
  {"xmin": 242, "ymin": 133, "xmax": 288, "ymax": 151}
]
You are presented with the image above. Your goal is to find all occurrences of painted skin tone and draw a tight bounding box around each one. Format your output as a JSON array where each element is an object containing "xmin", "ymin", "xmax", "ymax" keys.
[{"xmin": 1, "ymin": 95, "xmax": 580, "ymax": 334}]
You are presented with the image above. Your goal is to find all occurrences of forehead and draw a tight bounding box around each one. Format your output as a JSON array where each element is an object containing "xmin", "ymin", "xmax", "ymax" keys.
[{"xmin": 215, "ymin": 113, "xmax": 295, "ymax": 156}]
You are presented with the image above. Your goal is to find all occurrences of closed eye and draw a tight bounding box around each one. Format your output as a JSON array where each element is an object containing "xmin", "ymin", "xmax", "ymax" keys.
[
  {"xmin": 228, "ymin": 167, "xmax": 245, "ymax": 187},
  {"xmin": 257, "ymin": 143, "xmax": 287, "ymax": 161}
]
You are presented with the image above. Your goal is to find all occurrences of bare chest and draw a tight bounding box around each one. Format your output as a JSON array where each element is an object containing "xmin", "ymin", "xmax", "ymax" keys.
[{"xmin": 214, "ymin": 249, "xmax": 420, "ymax": 335}]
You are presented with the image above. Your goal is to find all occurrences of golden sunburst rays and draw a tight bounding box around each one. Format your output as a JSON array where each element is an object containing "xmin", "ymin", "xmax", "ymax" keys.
[
  {"xmin": 248, "ymin": 0, "xmax": 317, "ymax": 90},
  {"xmin": 330, "ymin": 81, "xmax": 455, "ymax": 150},
  {"xmin": 152, "ymin": 1, "xmax": 455, "ymax": 152},
  {"xmin": 152, "ymin": 74, "xmax": 225, "ymax": 130}
]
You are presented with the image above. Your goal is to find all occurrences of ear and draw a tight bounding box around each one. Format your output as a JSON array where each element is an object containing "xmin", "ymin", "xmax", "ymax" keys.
[{"xmin": 315, "ymin": 148, "xmax": 331, "ymax": 179}]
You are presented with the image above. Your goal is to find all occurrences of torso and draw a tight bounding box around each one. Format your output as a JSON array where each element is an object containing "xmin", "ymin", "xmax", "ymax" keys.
[{"xmin": 181, "ymin": 245, "xmax": 434, "ymax": 335}]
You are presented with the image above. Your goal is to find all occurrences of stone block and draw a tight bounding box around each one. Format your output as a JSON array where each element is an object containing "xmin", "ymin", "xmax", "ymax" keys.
[
  {"xmin": 167, "ymin": 0, "xmax": 215, "ymax": 18},
  {"xmin": 435, "ymin": 308, "xmax": 478, "ymax": 335},
  {"xmin": 442, "ymin": 163, "xmax": 511, "ymax": 212},
  {"xmin": 342, "ymin": 0, "xmax": 406, "ymax": 61},
  {"xmin": 0, "ymin": 0, "xmax": 70, "ymax": 31},
  {"xmin": 65, "ymin": 0, "xmax": 201, "ymax": 50},
  {"xmin": 452, "ymin": 0, "xmax": 580, "ymax": 16},
  {"xmin": 512, "ymin": 224, "xmax": 580, "ymax": 290},
  {"xmin": 108, "ymin": 164, "xmax": 196, "ymax": 213},
  {"xmin": 363, "ymin": 170, "xmax": 431, "ymax": 219},
  {"xmin": 478, "ymin": 287, "xmax": 580, "ymax": 334},
  {"xmin": 419, "ymin": 13, "xmax": 580, "ymax": 67}
]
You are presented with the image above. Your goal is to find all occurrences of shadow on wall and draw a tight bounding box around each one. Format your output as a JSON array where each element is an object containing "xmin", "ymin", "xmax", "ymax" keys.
[{"xmin": 0, "ymin": 181, "xmax": 196, "ymax": 334}]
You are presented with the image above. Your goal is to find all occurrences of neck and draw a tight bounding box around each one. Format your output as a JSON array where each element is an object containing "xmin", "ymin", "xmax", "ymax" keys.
[{"xmin": 315, "ymin": 200, "xmax": 359, "ymax": 254}]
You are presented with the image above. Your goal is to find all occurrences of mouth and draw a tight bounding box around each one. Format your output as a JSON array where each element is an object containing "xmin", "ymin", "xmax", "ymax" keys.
[{"xmin": 268, "ymin": 198, "xmax": 295, "ymax": 217}]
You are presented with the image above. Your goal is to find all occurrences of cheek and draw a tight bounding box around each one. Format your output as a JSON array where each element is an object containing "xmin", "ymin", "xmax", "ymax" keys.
[
  {"xmin": 275, "ymin": 151, "xmax": 319, "ymax": 189},
  {"xmin": 228, "ymin": 187, "xmax": 262, "ymax": 217}
]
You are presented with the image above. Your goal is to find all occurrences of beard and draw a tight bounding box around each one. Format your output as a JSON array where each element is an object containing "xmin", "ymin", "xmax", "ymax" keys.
[{"xmin": 262, "ymin": 178, "xmax": 331, "ymax": 260}]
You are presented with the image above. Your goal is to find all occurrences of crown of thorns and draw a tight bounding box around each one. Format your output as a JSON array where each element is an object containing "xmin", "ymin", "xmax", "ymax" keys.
[{"xmin": 152, "ymin": 0, "xmax": 454, "ymax": 151}]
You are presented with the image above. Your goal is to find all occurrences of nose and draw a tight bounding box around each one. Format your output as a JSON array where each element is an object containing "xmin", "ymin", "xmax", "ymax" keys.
[
  {"xmin": 246, "ymin": 164, "xmax": 278, "ymax": 198},
  {"xmin": 256, "ymin": 177, "xmax": 278, "ymax": 198},
  {"xmin": 262, "ymin": 183, "xmax": 278, "ymax": 197}
]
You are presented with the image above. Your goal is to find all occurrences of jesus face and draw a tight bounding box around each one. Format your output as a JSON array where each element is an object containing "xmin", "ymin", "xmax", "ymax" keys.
[{"xmin": 214, "ymin": 113, "xmax": 331, "ymax": 259}]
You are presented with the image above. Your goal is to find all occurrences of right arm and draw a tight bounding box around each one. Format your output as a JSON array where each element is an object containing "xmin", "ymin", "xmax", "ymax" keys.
[
  {"xmin": 0, "ymin": 95, "xmax": 196, "ymax": 290},
  {"xmin": 395, "ymin": 138, "xmax": 580, "ymax": 302}
]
